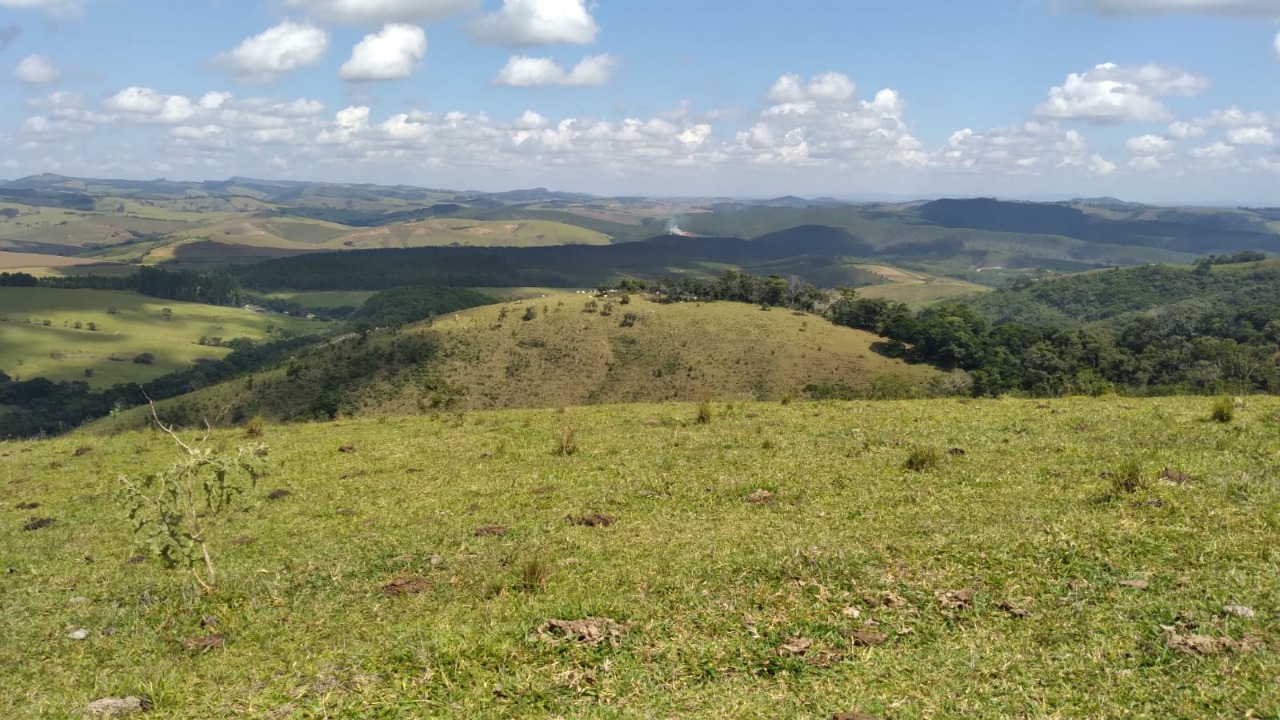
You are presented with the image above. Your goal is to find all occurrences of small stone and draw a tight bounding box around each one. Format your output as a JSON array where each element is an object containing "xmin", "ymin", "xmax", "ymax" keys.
[
  {"xmin": 69, "ymin": 596, "xmax": 90, "ymax": 605},
  {"xmin": 67, "ymin": 628, "xmax": 89, "ymax": 640},
  {"xmin": 86, "ymin": 695, "xmax": 152, "ymax": 717},
  {"xmin": 1222, "ymin": 605, "xmax": 1256, "ymax": 620}
]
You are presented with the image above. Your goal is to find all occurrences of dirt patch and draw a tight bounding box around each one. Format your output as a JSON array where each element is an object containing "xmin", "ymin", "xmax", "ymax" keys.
[
  {"xmin": 383, "ymin": 577, "xmax": 431, "ymax": 596},
  {"xmin": 1118, "ymin": 579, "xmax": 1149, "ymax": 590},
  {"xmin": 1222, "ymin": 605, "xmax": 1256, "ymax": 619},
  {"xmin": 22, "ymin": 517, "xmax": 54, "ymax": 531},
  {"xmin": 532, "ymin": 486, "xmax": 555, "ymax": 495},
  {"xmin": 847, "ymin": 629, "xmax": 889, "ymax": 647},
  {"xmin": 746, "ymin": 489, "xmax": 775, "ymax": 505},
  {"xmin": 864, "ymin": 591, "xmax": 908, "ymax": 609},
  {"xmin": 568, "ymin": 513, "xmax": 615, "ymax": 527},
  {"xmin": 73, "ymin": 446, "xmax": 93, "ymax": 457},
  {"xmin": 86, "ymin": 695, "xmax": 152, "ymax": 717},
  {"xmin": 1166, "ymin": 633, "xmax": 1261, "ymax": 655},
  {"xmin": 1160, "ymin": 468, "xmax": 1192, "ymax": 484},
  {"xmin": 338, "ymin": 444, "xmax": 357, "ymax": 454},
  {"xmin": 184, "ymin": 633, "xmax": 226, "ymax": 651},
  {"xmin": 228, "ymin": 536, "xmax": 256, "ymax": 546},
  {"xmin": 125, "ymin": 555, "xmax": 148, "ymax": 565},
  {"xmin": 778, "ymin": 637, "xmax": 813, "ymax": 657},
  {"xmin": 936, "ymin": 588, "xmax": 975, "ymax": 610},
  {"xmin": 267, "ymin": 489, "xmax": 292, "ymax": 500},
  {"xmin": 832, "ymin": 713, "xmax": 881, "ymax": 720},
  {"xmin": 474, "ymin": 525, "xmax": 508, "ymax": 537},
  {"xmin": 947, "ymin": 448, "xmax": 967, "ymax": 456},
  {"xmin": 996, "ymin": 600, "xmax": 1032, "ymax": 618},
  {"xmin": 336, "ymin": 508, "xmax": 358, "ymax": 517},
  {"xmin": 15, "ymin": 501, "xmax": 40, "ymax": 510},
  {"xmin": 536, "ymin": 618, "xmax": 632, "ymax": 647}
]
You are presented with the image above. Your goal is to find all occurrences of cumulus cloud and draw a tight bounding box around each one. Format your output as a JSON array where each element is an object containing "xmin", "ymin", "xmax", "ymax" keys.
[
  {"xmin": 105, "ymin": 87, "xmax": 198, "ymax": 124},
  {"xmin": 1189, "ymin": 141, "xmax": 1237, "ymax": 159},
  {"xmin": 14, "ymin": 54, "xmax": 61, "ymax": 84},
  {"xmin": 1078, "ymin": 0, "xmax": 1280, "ymax": 15},
  {"xmin": 470, "ymin": 0, "xmax": 598, "ymax": 46},
  {"xmin": 210, "ymin": 21, "xmax": 329, "ymax": 84},
  {"xmin": 1034, "ymin": 62, "xmax": 1209, "ymax": 123},
  {"xmin": 1167, "ymin": 121, "xmax": 1206, "ymax": 139},
  {"xmin": 1126, "ymin": 133, "xmax": 1173, "ymax": 154},
  {"xmin": 1226, "ymin": 126, "xmax": 1276, "ymax": 144},
  {"xmin": 0, "ymin": 0, "xmax": 86, "ymax": 18},
  {"xmin": 938, "ymin": 122, "xmax": 1090, "ymax": 173},
  {"xmin": 340, "ymin": 24, "xmax": 427, "ymax": 81},
  {"xmin": 493, "ymin": 54, "xmax": 618, "ymax": 86},
  {"xmin": 283, "ymin": 0, "xmax": 477, "ymax": 25}
]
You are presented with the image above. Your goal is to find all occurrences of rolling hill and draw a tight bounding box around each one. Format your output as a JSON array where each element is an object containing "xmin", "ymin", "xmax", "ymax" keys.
[{"xmin": 88, "ymin": 294, "xmax": 943, "ymax": 432}]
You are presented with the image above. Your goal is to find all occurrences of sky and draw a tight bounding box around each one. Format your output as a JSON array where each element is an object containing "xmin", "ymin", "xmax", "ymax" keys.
[{"xmin": 1, "ymin": 0, "xmax": 1280, "ymax": 203}]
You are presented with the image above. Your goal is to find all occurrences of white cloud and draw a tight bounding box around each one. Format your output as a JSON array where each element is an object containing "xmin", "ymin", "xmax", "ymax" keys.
[
  {"xmin": 283, "ymin": 0, "xmax": 477, "ymax": 25},
  {"xmin": 1079, "ymin": 0, "xmax": 1280, "ymax": 15},
  {"xmin": 340, "ymin": 24, "xmax": 427, "ymax": 81},
  {"xmin": 104, "ymin": 87, "xmax": 198, "ymax": 125},
  {"xmin": 1034, "ymin": 62, "xmax": 1209, "ymax": 123},
  {"xmin": 210, "ymin": 21, "xmax": 329, "ymax": 84},
  {"xmin": 1089, "ymin": 154, "xmax": 1117, "ymax": 175},
  {"xmin": 1275, "ymin": 30, "xmax": 1280, "ymax": 56},
  {"xmin": 14, "ymin": 54, "xmax": 61, "ymax": 84},
  {"xmin": 0, "ymin": 0, "xmax": 86, "ymax": 18},
  {"xmin": 1126, "ymin": 133, "xmax": 1173, "ymax": 154},
  {"xmin": 1167, "ymin": 120, "xmax": 1206, "ymax": 139},
  {"xmin": 200, "ymin": 92, "xmax": 233, "ymax": 110},
  {"xmin": 470, "ymin": 0, "xmax": 598, "ymax": 46},
  {"xmin": 1226, "ymin": 126, "xmax": 1276, "ymax": 145},
  {"xmin": 938, "ymin": 122, "xmax": 1090, "ymax": 173},
  {"xmin": 493, "ymin": 54, "xmax": 618, "ymax": 86},
  {"xmin": 1189, "ymin": 141, "xmax": 1236, "ymax": 159}
]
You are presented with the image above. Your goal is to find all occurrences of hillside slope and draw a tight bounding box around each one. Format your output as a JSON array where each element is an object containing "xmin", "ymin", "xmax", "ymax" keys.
[
  {"xmin": 89, "ymin": 295, "xmax": 942, "ymax": 430},
  {"xmin": 4, "ymin": 396, "xmax": 1278, "ymax": 716}
]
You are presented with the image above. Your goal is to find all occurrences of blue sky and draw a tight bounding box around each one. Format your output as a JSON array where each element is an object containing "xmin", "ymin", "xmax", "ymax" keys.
[{"xmin": 2, "ymin": 0, "xmax": 1279, "ymax": 202}]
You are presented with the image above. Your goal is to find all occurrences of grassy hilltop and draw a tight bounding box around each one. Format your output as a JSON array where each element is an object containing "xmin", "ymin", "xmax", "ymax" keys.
[
  {"xmin": 2, "ymin": 396, "xmax": 1277, "ymax": 717},
  {"xmin": 88, "ymin": 294, "xmax": 943, "ymax": 431}
]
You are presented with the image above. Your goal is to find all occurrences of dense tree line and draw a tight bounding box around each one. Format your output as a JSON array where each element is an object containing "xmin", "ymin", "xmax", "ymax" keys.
[
  {"xmin": 613, "ymin": 270, "xmax": 830, "ymax": 311},
  {"xmin": 5, "ymin": 267, "xmax": 246, "ymax": 306},
  {"xmin": 352, "ymin": 286, "xmax": 498, "ymax": 329},
  {"xmin": 828, "ymin": 292, "xmax": 1280, "ymax": 396}
]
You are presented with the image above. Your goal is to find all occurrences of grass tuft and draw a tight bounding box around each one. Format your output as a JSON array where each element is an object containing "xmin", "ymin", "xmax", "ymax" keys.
[
  {"xmin": 555, "ymin": 426, "xmax": 579, "ymax": 456},
  {"xmin": 1209, "ymin": 396, "xmax": 1235, "ymax": 423},
  {"xmin": 904, "ymin": 445, "xmax": 944, "ymax": 472},
  {"xmin": 516, "ymin": 557, "xmax": 550, "ymax": 592},
  {"xmin": 1108, "ymin": 457, "xmax": 1148, "ymax": 495},
  {"xmin": 696, "ymin": 401, "xmax": 713, "ymax": 425}
]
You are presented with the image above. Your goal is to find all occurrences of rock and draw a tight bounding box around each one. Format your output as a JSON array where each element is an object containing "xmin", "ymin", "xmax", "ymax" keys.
[
  {"xmin": 67, "ymin": 628, "xmax": 89, "ymax": 640},
  {"xmin": 1223, "ymin": 605, "xmax": 1256, "ymax": 619},
  {"xmin": 85, "ymin": 695, "xmax": 152, "ymax": 717}
]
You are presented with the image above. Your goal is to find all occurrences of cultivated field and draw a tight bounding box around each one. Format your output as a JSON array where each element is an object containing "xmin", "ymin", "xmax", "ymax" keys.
[
  {"xmin": 1, "ymin": 396, "xmax": 1276, "ymax": 717},
  {"xmin": 0, "ymin": 288, "xmax": 320, "ymax": 387}
]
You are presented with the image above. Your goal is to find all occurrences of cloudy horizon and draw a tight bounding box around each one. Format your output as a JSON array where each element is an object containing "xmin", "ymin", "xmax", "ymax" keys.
[{"xmin": 2, "ymin": 0, "xmax": 1280, "ymax": 203}]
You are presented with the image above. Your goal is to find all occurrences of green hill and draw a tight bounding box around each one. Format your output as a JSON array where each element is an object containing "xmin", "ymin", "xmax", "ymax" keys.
[
  {"xmin": 0, "ymin": 288, "xmax": 321, "ymax": 387},
  {"xmin": 89, "ymin": 295, "xmax": 942, "ymax": 432},
  {"xmin": 2, "ymin": 396, "xmax": 1277, "ymax": 716}
]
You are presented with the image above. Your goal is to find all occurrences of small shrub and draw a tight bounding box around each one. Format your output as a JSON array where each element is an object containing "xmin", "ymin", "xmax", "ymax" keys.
[
  {"xmin": 780, "ymin": 392, "xmax": 793, "ymax": 406},
  {"xmin": 1210, "ymin": 396, "xmax": 1234, "ymax": 423},
  {"xmin": 904, "ymin": 446, "xmax": 944, "ymax": 472},
  {"xmin": 522, "ymin": 306, "xmax": 538, "ymax": 321},
  {"xmin": 620, "ymin": 312, "xmax": 640, "ymax": 328},
  {"xmin": 556, "ymin": 426, "xmax": 579, "ymax": 456},
  {"xmin": 83, "ymin": 368, "xmax": 94, "ymax": 378},
  {"xmin": 106, "ymin": 307, "xmax": 119, "ymax": 315},
  {"xmin": 619, "ymin": 294, "xmax": 631, "ymax": 305},
  {"xmin": 696, "ymin": 401, "xmax": 713, "ymax": 425},
  {"xmin": 517, "ymin": 557, "xmax": 550, "ymax": 591},
  {"xmin": 245, "ymin": 415, "xmax": 265, "ymax": 438},
  {"xmin": 133, "ymin": 353, "xmax": 155, "ymax": 365},
  {"xmin": 1108, "ymin": 458, "xmax": 1147, "ymax": 495}
]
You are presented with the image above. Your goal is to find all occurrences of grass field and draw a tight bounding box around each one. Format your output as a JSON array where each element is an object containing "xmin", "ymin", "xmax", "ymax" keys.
[
  {"xmin": 262, "ymin": 291, "xmax": 376, "ymax": 309},
  {"xmin": 853, "ymin": 265, "xmax": 991, "ymax": 306},
  {"xmin": 0, "ymin": 251, "xmax": 113, "ymax": 271},
  {"xmin": 1, "ymin": 396, "xmax": 1277, "ymax": 717},
  {"xmin": 0, "ymin": 288, "xmax": 320, "ymax": 388}
]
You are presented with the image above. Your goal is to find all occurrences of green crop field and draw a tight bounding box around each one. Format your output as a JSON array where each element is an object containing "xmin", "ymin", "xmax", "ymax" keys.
[
  {"xmin": 0, "ymin": 288, "xmax": 321, "ymax": 388},
  {"xmin": 1, "ymin": 396, "xmax": 1276, "ymax": 717}
]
